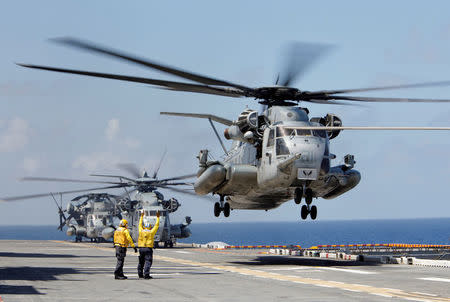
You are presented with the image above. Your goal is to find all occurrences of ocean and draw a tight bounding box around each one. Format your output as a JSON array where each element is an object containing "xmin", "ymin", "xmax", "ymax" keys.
[{"xmin": 1, "ymin": 218, "xmax": 448, "ymax": 248}]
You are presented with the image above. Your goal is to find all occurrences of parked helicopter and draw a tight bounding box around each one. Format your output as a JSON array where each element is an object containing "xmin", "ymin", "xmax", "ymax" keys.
[
  {"xmin": 52, "ymin": 193, "xmax": 122, "ymax": 242},
  {"xmin": 108, "ymin": 164, "xmax": 193, "ymax": 247},
  {"xmin": 17, "ymin": 38, "xmax": 450, "ymax": 220}
]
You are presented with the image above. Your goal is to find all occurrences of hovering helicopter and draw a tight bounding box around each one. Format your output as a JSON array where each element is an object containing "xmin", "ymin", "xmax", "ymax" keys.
[
  {"xmin": 51, "ymin": 192, "xmax": 122, "ymax": 242},
  {"xmin": 17, "ymin": 38, "xmax": 450, "ymax": 220}
]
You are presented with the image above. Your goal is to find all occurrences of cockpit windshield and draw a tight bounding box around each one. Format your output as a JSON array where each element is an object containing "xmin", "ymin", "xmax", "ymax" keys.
[
  {"xmin": 276, "ymin": 127, "xmax": 312, "ymax": 137},
  {"xmin": 276, "ymin": 127, "xmax": 327, "ymax": 138}
]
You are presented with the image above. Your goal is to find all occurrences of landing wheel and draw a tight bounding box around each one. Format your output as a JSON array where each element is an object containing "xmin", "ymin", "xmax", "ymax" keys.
[
  {"xmin": 223, "ymin": 202, "xmax": 230, "ymax": 217},
  {"xmin": 301, "ymin": 205, "xmax": 308, "ymax": 220},
  {"xmin": 214, "ymin": 202, "xmax": 221, "ymax": 217},
  {"xmin": 305, "ymin": 188, "xmax": 313, "ymax": 205},
  {"xmin": 294, "ymin": 188, "xmax": 303, "ymax": 204},
  {"xmin": 310, "ymin": 205, "xmax": 317, "ymax": 220}
]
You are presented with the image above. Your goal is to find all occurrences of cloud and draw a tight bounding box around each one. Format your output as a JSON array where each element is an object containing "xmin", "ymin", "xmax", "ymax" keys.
[
  {"xmin": 22, "ymin": 157, "xmax": 40, "ymax": 174},
  {"xmin": 0, "ymin": 118, "xmax": 32, "ymax": 152},
  {"xmin": 72, "ymin": 152, "xmax": 121, "ymax": 173},
  {"xmin": 105, "ymin": 118, "xmax": 120, "ymax": 141},
  {"xmin": 104, "ymin": 118, "xmax": 141, "ymax": 149}
]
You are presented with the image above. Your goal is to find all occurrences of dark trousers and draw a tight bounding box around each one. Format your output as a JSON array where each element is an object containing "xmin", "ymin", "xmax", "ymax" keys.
[
  {"xmin": 114, "ymin": 246, "xmax": 127, "ymax": 276},
  {"xmin": 138, "ymin": 247, "xmax": 153, "ymax": 276}
]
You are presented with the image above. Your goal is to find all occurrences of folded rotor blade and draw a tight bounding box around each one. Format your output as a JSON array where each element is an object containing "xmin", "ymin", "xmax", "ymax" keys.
[
  {"xmin": 158, "ymin": 173, "xmax": 197, "ymax": 182},
  {"xmin": 0, "ymin": 184, "xmax": 127, "ymax": 202},
  {"xmin": 116, "ymin": 163, "xmax": 141, "ymax": 178},
  {"xmin": 51, "ymin": 37, "xmax": 251, "ymax": 90},
  {"xmin": 279, "ymin": 42, "xmax": 333, "ymax": 87},
  {"xmin": 329, "ymin": 95, "xmax": 450, "ymax": 103},
  {"xmin": 160, "ymin": 112, "xmax": 233, "ymax": 126},
  {"xmin": 21, "ymin": 176, "xmax": 123, "ymax": 185},
  {"xmin": 17, "ymin": 64, "xmax": 245, "ymax": 98},
  {"xmin": 312, "ymin": 81, "xmax": 450, "ymax": 95},
  {"xmin": 290, "ymin": 126, "xmax": 450, "ymax": 130}
]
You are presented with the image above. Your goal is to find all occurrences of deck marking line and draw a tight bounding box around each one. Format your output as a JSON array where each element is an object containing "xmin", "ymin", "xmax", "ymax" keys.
[
  {"xmin": 318, "ymin": 267, "xmax": 377, "ymax": 275},
  {"xmin": 419, "ymin": 277, "xmax": 450, "ymax": 283},
  {"xmin": 54, "ymin": 240, "xmax": 450, "ymax": 302}
]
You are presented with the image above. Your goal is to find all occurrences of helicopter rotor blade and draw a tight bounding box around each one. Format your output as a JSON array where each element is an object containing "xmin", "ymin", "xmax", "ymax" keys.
[
  {"xmin": 0, "ymin": 184, "xmax": 128, "ymax": 202},
  {"xmin": 17, "ymin": 64, "xmax": 246, "ymax": 98},
  {"xmin": 279, "ymin": 42, "xmax": 333, "ymax": 87},
  {"xmin": 90, "ymin": 174, "xmax": 136, "ymax": 183},
  {"xmin": 22, "ymin": 176, "xmax": 124, "ymax": 185},
  {"xmin": 152, "ymin": 149, "xmax": 167, "ymax": 179},
  {"xmin": 310, "ymin": 81, "xmax": 450, "ymax": 95},
  {"xmin": 158, "ymin": 173, "xmax": 197, "ymax": 182},
  {"xmin": 158, "ymin": 186, "xmax": 217, "ymax": 202},
  {"xmin": 328, "ymin": 95, "xmax": 450, "ymax": 103},
  {"xmin": 116, "ymin": 163, "xmax": 141, "ymax": 178},
  {"xmin": 51, "ymin": 37, "xmax": 252, "ymax": 91}
]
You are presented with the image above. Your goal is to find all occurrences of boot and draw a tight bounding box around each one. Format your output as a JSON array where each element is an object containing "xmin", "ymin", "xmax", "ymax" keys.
[
  {"xmin": 144, "ymin": 275, "xmax": 152, "ymax": 279},
  {"xmin": 115, "ymin": 275, "xmax": 127, "ymax": 280}
]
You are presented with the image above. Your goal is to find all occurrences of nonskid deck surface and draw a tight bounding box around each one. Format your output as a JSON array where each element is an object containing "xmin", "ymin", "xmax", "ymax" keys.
[{"xmin": 0, "ymin": 240, "xmax": 449, "ymax": 302}]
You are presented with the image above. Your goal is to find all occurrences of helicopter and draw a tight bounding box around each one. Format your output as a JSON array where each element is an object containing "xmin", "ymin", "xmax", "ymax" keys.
[
  {"xmin": 2, "ymin": 161, "xmax": 195, "ymax": 246},
  {"xmin": 108, "ymin": 164, "xmax": 193, "ymax": 248},
  {"xmin": 17, "ymin": 38, "xmax": 450, "ymax": 220},
  {"xmin": 53, "ymin": 193, "xmax": 122, "ymax": 242}
]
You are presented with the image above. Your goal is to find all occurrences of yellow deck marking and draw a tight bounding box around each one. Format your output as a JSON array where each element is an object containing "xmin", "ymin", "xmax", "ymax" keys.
[{"xmin": 52, "ymin": 241, "xmax": 450, "ymax": 302}]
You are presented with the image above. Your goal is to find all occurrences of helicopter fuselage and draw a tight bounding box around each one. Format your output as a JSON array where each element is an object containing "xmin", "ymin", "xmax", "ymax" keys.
[{"xmin": 194, "ymin": 106, "xmax": 361, "ymax": 211}]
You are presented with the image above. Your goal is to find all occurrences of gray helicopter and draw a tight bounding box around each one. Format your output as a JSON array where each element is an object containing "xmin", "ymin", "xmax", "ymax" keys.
[
  {"xmin": 105, "ymin": 164, "xmax": 193, "ymax": 247},
  {"xmin": 17, "ymin": 38, "xmax": 450, "ymax": 220},
  {"xmin": 55, "ymin": 193, "xmax": 122, "ymax": 242}
]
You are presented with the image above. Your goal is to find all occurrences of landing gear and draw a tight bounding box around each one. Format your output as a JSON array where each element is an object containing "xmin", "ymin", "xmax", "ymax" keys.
[
  {"xmin": 223, "ymin": 202, "xmax": 230, "ymax": 217},
  {"xmin": 214, "ymin": 202, "xmax": 221, "ymax": 217},
  {"xmin": 301, "ymin": 205, "xmax": 308, "ymax": 219},
  {"xmin": 213, "ymin": 195, "xmax": 231, "ymax": 217},
  {"xmin": 299, "ymin": 189, "xmax": 317, "ymax": 220},
  {"xmin": 310, "ymin": 205, "xmax": 317, "ymax": 220},
  {"xmin": 294, "ymin": 188, "xmax": 303, "ymax": 204},
  {"xmin": 305, "ymin": 188, "xmax": 313, "ymax": 205}
]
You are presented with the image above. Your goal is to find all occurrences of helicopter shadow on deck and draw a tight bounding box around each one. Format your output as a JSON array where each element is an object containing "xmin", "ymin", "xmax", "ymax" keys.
[
  {"xmin": 0, "ymin": 251, "xmax": 104, "ymax": 258},
  {"xmin": 0, "ymin": 266, "xmax": 86, "ymax": 296},
  {"xmin": 230, "ymin": 255, "xmax": 381, "ymax": 267}
]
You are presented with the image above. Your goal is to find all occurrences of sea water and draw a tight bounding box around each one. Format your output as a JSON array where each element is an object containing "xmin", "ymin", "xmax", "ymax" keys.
[{"xmin": 0, "ymin": 218, "xmax": 448, "ymax": 248}]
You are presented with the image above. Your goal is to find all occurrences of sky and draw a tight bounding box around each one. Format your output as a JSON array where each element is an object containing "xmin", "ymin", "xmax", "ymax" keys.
[{"xmin": 0, "ymin": 1, "xmax": 449, "ymax": 225}]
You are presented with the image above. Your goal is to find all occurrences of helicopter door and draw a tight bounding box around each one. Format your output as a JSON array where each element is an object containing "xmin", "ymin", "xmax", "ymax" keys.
[{"xmin": 258, "ymin": 127, "xmax": 278, "ymax": 185}]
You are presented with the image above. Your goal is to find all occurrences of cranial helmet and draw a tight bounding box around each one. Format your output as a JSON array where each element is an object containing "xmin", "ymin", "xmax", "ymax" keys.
[{"xmin": 119, "ymin": 219, "xmax": 128, "ymax": 227}]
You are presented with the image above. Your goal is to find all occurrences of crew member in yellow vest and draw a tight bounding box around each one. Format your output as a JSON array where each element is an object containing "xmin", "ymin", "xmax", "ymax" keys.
[
  {"xmin": 137, "ymin": 210, "xmax": 160, "ymax": 279},
  {"xmin": 113, "ymin": 219, "xmax": 137, "ymax": 280}
]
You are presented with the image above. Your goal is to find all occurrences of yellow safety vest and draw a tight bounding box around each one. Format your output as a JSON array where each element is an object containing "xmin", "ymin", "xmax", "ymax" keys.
[
  {"xmin": 114, "ymin": 227, "xmax": 135, "ymax": 248},
  {"xmin": 138, "ymin": 216, "xmax": 160, "ymax": 248}
]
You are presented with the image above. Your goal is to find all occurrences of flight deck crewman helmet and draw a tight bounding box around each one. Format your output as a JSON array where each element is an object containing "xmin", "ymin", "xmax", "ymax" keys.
[{"xmin": 119, "ymin": 219, "xmax": 128, "ymax": 227}]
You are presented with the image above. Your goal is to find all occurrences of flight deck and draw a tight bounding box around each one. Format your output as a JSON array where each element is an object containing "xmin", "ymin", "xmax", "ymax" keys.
[{"xmin": 0, "ymin": 240, "xmax": 449, "ymax": 301}]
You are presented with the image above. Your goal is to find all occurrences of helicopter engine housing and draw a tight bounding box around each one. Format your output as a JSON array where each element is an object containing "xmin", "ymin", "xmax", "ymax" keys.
[
  {"xmin": 195, "ymin": 164, "xmax": 258, "ymax": 195},
  {"xmin": 66, "ymin": 226, "xmax": 76, "ymax": 237},
  {"xmin": 194, "ymin": 164, "xmax": 226, "ymax": 195},
  {"xmin": 310, "ymin": 113, "xmax": 343, "ymax": 139},
  {"xmin": 102, "ymin": 227, "xmax": 115, "ymax": 240}
]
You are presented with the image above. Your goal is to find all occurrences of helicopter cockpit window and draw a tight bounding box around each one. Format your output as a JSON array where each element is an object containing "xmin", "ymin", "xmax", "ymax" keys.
[
  {"xmin": 296, "ymin": 129, "xmax": 312, "ymax": 136},
  {"xmin": 313, "ymin": 129, "xmax": 327, "ymax": 138},
  {"xmin": 277, "ymin": 127, "xmax": 311, "ymax": 137},
  {"xmin": 267, "ymin": 129, "xmax": 274, "ymax": 147},
  {"xmin": 276, "ymin": 139, "xmax": 289, "ymax": 156}
]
